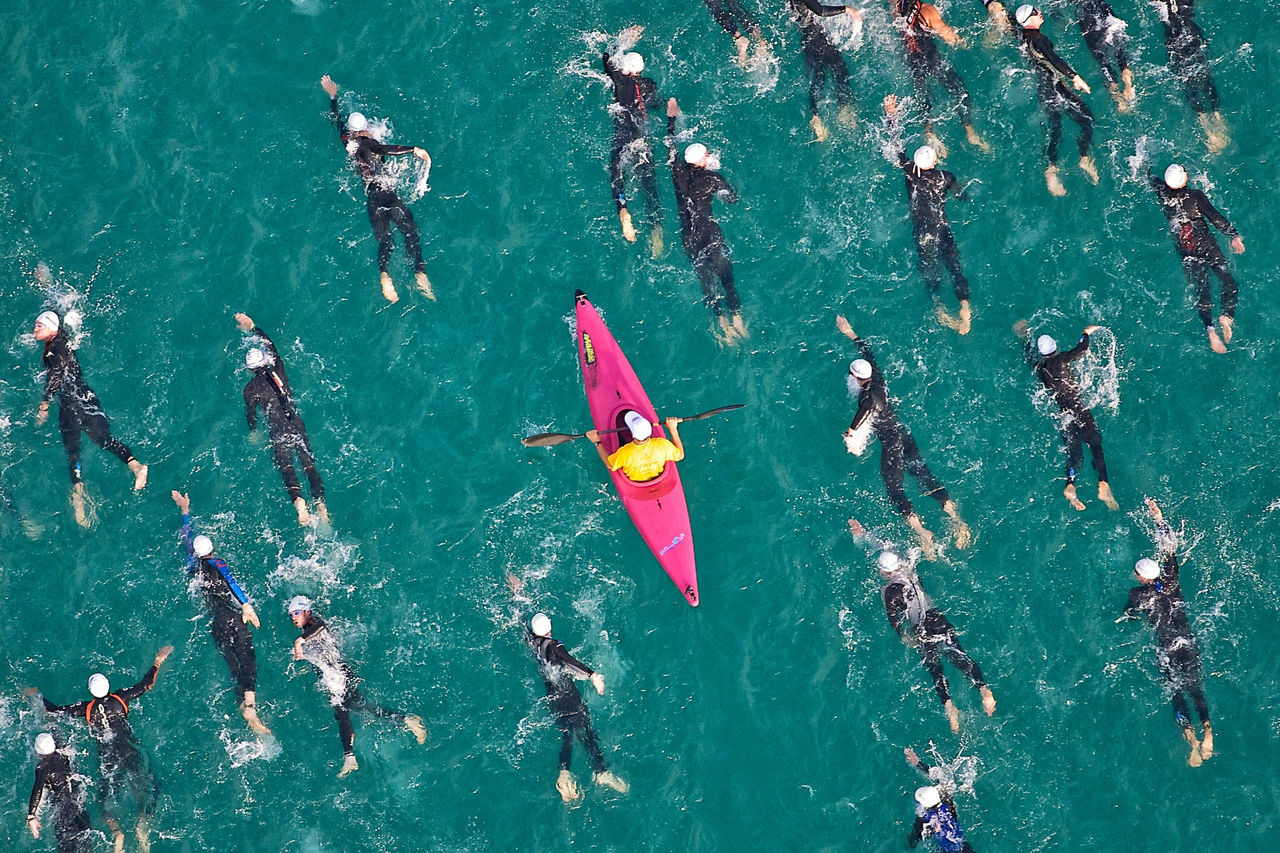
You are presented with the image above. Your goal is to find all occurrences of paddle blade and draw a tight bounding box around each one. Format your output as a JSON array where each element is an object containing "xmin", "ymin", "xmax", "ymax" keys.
[
  {"xmin": 520, "ymin": 432, "xmax": 584, "ymax": 447},
  {"xmin": 682, "ymin": 403, "xmax": 745, "ymax": 421}
]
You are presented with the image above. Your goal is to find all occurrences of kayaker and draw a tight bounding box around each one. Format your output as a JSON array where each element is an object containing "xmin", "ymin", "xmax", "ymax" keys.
[
  {"xmin": 288, "ymin": 596, "xmax": 427, "ymax": 778},
  {"xmin": 586, "ymin": 410, "xmax": 684, "ymax": 483},
  {"xmin": 1121, "ymin": 498, "xmax": 1213, "ymax": 766},
  {"xmin": 33, "ymin": 310, "xmax": 149, "ymax": 528}
]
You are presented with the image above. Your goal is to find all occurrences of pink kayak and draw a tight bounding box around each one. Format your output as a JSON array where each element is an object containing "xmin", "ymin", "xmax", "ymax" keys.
[{"xmin": 574, "ymin": 290, "xmax": 699, "ymax": 607}]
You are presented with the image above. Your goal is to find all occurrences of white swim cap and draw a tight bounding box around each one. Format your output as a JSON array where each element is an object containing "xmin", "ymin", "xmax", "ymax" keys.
[
  {"xmin": 1135, "ymin": 558, "xmax": 1160, "ymax": 580},
  {"xmin": 1037, "ymin": 334, "xmax": 1057, "ymax": 356},
  {"xmin": 850, "ymin": 359, "xmax": 873, "ymax": 380},
  {"xmin": 288, "ymin": 595, "xmax": 312, "ymax": 614},
  {"xmin": 913, "ymin": 145, "xmax": 937, "ymax": 170},
  {"xmin": 1164, "ymin": 164, "xmax": 1188, "ymax": 190},
  {"xmin": 624, "ymin": 410, "xmax": 653, "ymax": 442},
  {"xmin": 347, "ymin": 112, "xmax": 369, "ymax": 132},
  {"xmin": 88, "ymin": 673, "xmax": 110, "ymax": 699},
  {"xmin": 245, "ymin": 348, "xmax": 267, "ymax": 370},
  {"xmin": 877, "ymin": 551, "xmax": 901, "ymax": 576},
  {"xmin": 35, "ymin": 311, "xmax": 61, "ymax": 333},
  {"xmin": 684, "ymin": 143, "xmax": 708, "ymax": 166},
  {"xmin": 35, "ymin": 733, "xmax": 56, "ymax": 756},
  {"xmin": 531, "ymin": 612, "xmax": 552, "ymax": 637},
  {"xmin": 619, "ymin": 52, "xmax": 644, "ymax": 75},
  {"xmin": 915, "ymin": 786, "xmax": 942, "ymax": 809},
  {"xmin": 192, "ymin": 535, "xmax": 214, "ymax": 558},
  {"xmin": 1015, "ymin": 5, "xmax": 1038, "ymax": 26}
]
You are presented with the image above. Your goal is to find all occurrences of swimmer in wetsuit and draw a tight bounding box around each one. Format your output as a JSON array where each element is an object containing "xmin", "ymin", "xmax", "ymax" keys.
[
  {"xmin": 1122, "ymin": 498, "xmax": 1214, "ymax": 766},
  {"xmin": 320, "ymin": 74, "xmax": 434, "ymax": 303},
  {"xmin": 877, "ymin": 550, "xmax": 995, "ymax": 732},
  {"xmin": 665, "ymin": 99, "xmax": 748, "ymax": 344},
  {"xmin": 1013, "ymin": 6, "xmax": 1098, "ymax": 196},
  {"xmin": 704, "ymin": 0, "xmax": 771, "ymax": 65},
  {"xmin": 506, "ymin": 574, "xmax": 628, "ymax": 803},
  {"xmin": 27, "ymin": 733, "xmax": 94, "ymax": 853},
  {"xmin": 903, "ymin": 747, "xmax": 977, "ymax": 851},
  {"xmin": 587, "ymin": 410, "xmax": 685, "ymax": 483},
  {"xmin": 171, "ymin": 491, "xmax": 269, "ymax": 735},
  {"xmin": 883, "ymin": 95, "xmax": 973, "ymax": 334},
  {"xmin": 235, "ymin": 312, "xmax": 330, "ymax": 527},
  {"xmin": 601, "ymin": 27, "xmax": 663, "ymax": 254},
  {"xmin": 1071, "ymin": 0, "xmax": 1135, "ymax": 110},
  {"xmin": 838, "ymin": 316, "xmax": 970, "ymax": 558},
  {"xmin": 786, "ymin": 0, "xmax": 864, "ymax": 141},
  {"xmin": 1146, "ymin": 162, "xmax": 1244, "ymax": 354},
  {"xmin": 1152, "ymin": 0, "xmax": 1228, "ymax": 151},
  {"xmin": 1016, "ymin": 321, "xmax": 1118, "ymax": 512},
  {"xmin": 34, "ymin": 647, "xmax": 173, "ymax": 853},
  {"xmin": 890, "ymin": 0, "xmax": 989, "ymax": 153},
  {"xmin": 32, "ymin": 311, "xmax": 148, "ymax": 528},
  {"xmin": 288, "ymin": 596, "xmax": 426, "ymax": 778}
]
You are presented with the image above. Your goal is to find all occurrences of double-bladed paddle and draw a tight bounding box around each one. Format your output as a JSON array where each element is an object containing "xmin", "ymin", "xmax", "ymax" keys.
[{"xmin": 520, "ymin": 404, "xmax": 745, "ymax": 448}]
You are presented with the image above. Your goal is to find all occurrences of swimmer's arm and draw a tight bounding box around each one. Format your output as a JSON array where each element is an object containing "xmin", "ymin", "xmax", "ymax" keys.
[
  {"xmin": 798, "ymin": 0, "xmax": 853, "ymax": 17},
  {"xmin": 849, "ymin": 388, "xmax": 876, "ymax": 433},
  {"xmin": 1195, "ymin": 191, "xmax": 1238, "ymax": 239},
  {"xmin": 712, "ymin": 173, "xmax": 738, "ymax": 203},
  {"xmin": 40, "ymin": 345, "xmax": 65, "ymax": 403},
  {"xmin": 320, "ymin": 75, "xmax": 343, "ymax": 134},
  {"xmin": 908, "ymin": 815, "xmax": 926, "ymax": 847},
  {"xmin": 118, "ymin": 664, "xmax": 161, "ymax": 701},
  {"xmin": 882, "ymin": 95, "xmax": 908, "ymax": 163},
  {"xmin": 40, "ymin": 697, "xmax": 89, "ymax": 716},
  {"xmin": 243, "ymin": 385, "xmax": 259, "ymax": 431},
  {"xmin": 550, "ymin": 642, "xmax": 595, "ymax": 679},
  {"xmin": 883, "ymin": 586, "xmax": 908, "ymax": 634},
  {"xmin": 921, "ymin": 5, "xmax": 963, "ymax": 47},
  {"xmin": 27, "ymin": 769, "xmax": 48, "ymax": 823},
  {"xmin": 180, "ymin": 513, "xmax": 197, "ymax": 571},
  {"xmin": 1059, "ymin": 333, "xmax": 1090, "ymax": 364},
  {"xmin": 211, "ymin": 559, "xmax": 250, "ymax": 607}
]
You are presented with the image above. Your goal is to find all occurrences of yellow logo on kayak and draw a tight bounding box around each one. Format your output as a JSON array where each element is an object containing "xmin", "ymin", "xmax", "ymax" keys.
[{"xmin": 583, "ymin": 334, "xmax": 596, "ymax": 365}]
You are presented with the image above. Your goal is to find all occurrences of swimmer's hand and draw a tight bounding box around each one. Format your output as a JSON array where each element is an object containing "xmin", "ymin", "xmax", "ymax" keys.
[
  {"xmin": 590, "ymin": 672, "xmax": 606, "ymax": 695},
  {"xmin": 617, "ymin": 25, "xmax": 644, "ymax": 49},
  {"xmin": 1083, "ymin": 324, "xmax": 1103, "ymax": 336},
  {"xmin": 293, "ymin": 638, "xmax": 306, "ymax": 660},
  {"xmin": 1013, "ymin": 319, "xmax": 1029, "ymax": 338},
  {"xmin": 36, "ymin": 401, "xmax": 49, "ymax": 426},
  {"xmin": 1072, "ymin": 75, "xmax": 1091, "ymax": 95},
  {"xmin": 155, "ymin": 645, "xmax": 174, "ymax": 666},
  {"xmin": 1230, "ymin": 236, "xmax": 1244, "ymax": 254},
  {"xmin": 904, "ymin": 747, "xmax": 921, "ymax": 767},
  {"xmin": 505, "ymin": 571, "xmax": 524, "ymax": 596},
  {"xmin": 171, "ymin": 490, "xmax": 190, "ymax": 513},
  {"xmin": 667, "ymin": 98, "xmax": 679, "ymax": 118},
  {"xmin": 413, "ymin": 147, "xmax": 430, "ymax": 162},
  {"xmin": 847, "ymin": 518, "xmax": 866, "ymax": 539},
  {"xmin": 242, "ymin": 603, "xmax": 260, "ymax": 629},
  {"xmin": 835, "ymin": 314, "xmax": 856, "ymax": 339},
  {"xmin": 1144, "ymin": 497, "xmax": 1164, "ymax": 523},
  {"xmin": 248, "ymin": 428, "xmax": 264, "ymax": 446},
  {"xmin": 234, "ymin": 312, "xmax": 255, "ymax": 332},
  {"xmin": 883, "ymin": 94, "xmax": 899, "ymax": 116},
  {"xmin": 843, "ymin": 6, "xmax": 862, "ymax": 19},
  {"xmin": 21, "ymin": 686, "xmax": 39, "ymax": 697},
  {"xmin": 27, "ymin": 817, "xmax": 40, "ymax": 838},
  {"xmin": 320, "ymin": 75, "xmax": 338, "ymax": 98}
]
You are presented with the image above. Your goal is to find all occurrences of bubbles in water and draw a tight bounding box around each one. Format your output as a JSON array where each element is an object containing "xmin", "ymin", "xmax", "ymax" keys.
[{"xmin": 219, "ymin": 727, "xmax": 280, "ymax": 767}]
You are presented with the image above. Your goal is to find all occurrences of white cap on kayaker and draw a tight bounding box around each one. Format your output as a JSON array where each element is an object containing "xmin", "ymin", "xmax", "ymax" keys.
[
  {"xmin": 531, "ymin": 613, "xmax": 552, "ymax": 637},
  {"xmin": 624, "ymin": 410, "xmax": 653, "ymax": 442}
]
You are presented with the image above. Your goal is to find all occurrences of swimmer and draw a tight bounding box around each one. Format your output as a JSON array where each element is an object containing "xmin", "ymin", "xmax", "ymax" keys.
[
  {"xmin": 33, "ymin": 311, "xmax": 148, "ymax": 527},
  {"xmin": 172, "ymin": 491, "xmax": 269, "ymax": 734},
  {"xmin": 601, "ymin": 28, "xmax": 663, "ymax": 254},
  {"xmin": 877, "ymin": 551, "xmax": 995, "ymax": 732},
  {"xmin": 1152, "ymin": 0, "xmax": 1228, "ymax": 151},
  {"xmin": 704, "ymin": 0, "xmax": 771, "ymax": 66},
  {"xmin": 27, "ymin": 733, "xmax": 94, "ymax": 853},
  {"xmin": 664, "ymin": 99, "xmax": 748, "ymax": 343},
  {"xmin": 786, "ymin": 0, "xmax": 864, "ymax": 141},
  {"xmin": 289, "ymin": 596, "xmax": 427, "ymax": 778},
  {"xmin": 320, "ymin": 74, "xmax": 435, "ymax": 302},
  {"xmin": 1014, "ymin": 6, "xmax": 1098, "ymax": 195},
  {"xmin": 903, "ymin": 749, "xmax": 977, "ymax": 852},
  {"xmin": 1122, "ymin": 498, "xmax": 1214, "ymax": 766},
  {"xmin": 235, "ymin": 313, "xmax": 330, "ymax": 526},
  {"xmin": 838, "ymin": 316, "xmax": 970, "ymax": 557},
  {"xmin": 586, "ymin": 410, "xmax": 684, "ymax": 483},
  {"xmin": 1145, "ymin": 162, "xmax": 1244, "ymax": 353},
  {"xmin": 32, "ymin": 646, "xmax": 173, "ymax": 853},
  {"xmin": 1072, "ymin": 0, "xmax": 1136, "ymax": 110},
  {"xmin": 883, "ymin": 95, "xmax": 973, "ymax": 333},
  {"xmin": 1016, "ymin": 321, "xmax": 1118, "ymax": 511}
]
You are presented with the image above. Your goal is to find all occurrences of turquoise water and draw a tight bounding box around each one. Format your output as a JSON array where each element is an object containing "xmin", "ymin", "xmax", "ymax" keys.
[{"xmin": 2, "ymin": 0, "xmax": 1278, "ymax": 849}]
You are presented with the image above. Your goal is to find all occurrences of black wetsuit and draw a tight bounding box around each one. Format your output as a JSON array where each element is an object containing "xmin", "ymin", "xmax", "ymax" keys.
[
  {"xmin": 181, "ymin": 513, "xmax": 257, "ymax": 703},
  {"xmin": 847, "ymin": 338, "xmax": 952, "ymax": 519},
  {"xmin": 1018, "ymin": 26, "xmax": 1093, "ymax": 164},
  {"xmin": 42, "ymin": 666, "xmax": 161, "ymax": 825},
  {"xmin": 298, "ymin": 614, "xmax": 408, "ymax": 757},
  {"xmin": 40, "ymin": 333, "xmax": 136, "ymax": 484},
  {"xmin": 894, "ymin": 1, "xmax": 973, "ymax": 127},
  {"xmin": 242, "ymin": 325, "xmax": 325, "ymax": 503},
  {"xmin": 1156, "ymin": 0, "xmax": 1219, "ymax": 114},
  {"xmin": 883, "ymin": 573, "xmax": 986, "ymax": 707},
  {"xmin": 1125, "ymin": 549, "xmax": 1210, "ymax": 730},
  {"xmin": 665, "ymin": 113, "xmax": 741, "ymax": 318},
  {"xmin": 1074, "ymin": 0, "xmax": 1130, "ymax": 88},
  {"xmin": 1027, "ymin": 332, "xmax": 1108, "ymax": 486},
  {"xmin": 705, "ymin": 0, "xmax": 761, "ymax": 37},
  {"xmin": 896, "ymin": 151, "xmax": 968, "ymax": 304},
  {"xmin": 601, "ymin": 53, "xmax": 661, "ymax": 227},
  {"xmin": 529, "ymin": 632, "xmax": 608, "ymax": 774},
  {"xmin": 1148, "ymin": 173, "xmax": 1239, "ymax": 328},
  {"xmin": 788, "ymin": 0, "xmax": 855, "ymax": 117},
  {"xmin": 328, "ymin": 97, "xmax": 426, "ymax": 275},
  {"xmin": 28, "ymin": 751, "xmax": 94, "ymax": 853}
]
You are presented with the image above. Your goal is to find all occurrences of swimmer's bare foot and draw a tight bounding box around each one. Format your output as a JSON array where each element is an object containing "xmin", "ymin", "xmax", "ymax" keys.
[
  {"xmin": 964, "ymin": 124, "xmax": 990, "ymax": 154},
  {"xmin": 380, "ymin": 272, "xmax": 399, "ymax": 303},
  {"xmin": 925, "ymin": 129, "xmax": 948, "ymax": 160},
  {"xmin": 649, "ymin": 226, "xmax": 663, "ymax": 258},
  {"xmin": 1218, "ymin": 315, "xmax": 1233, "ymax": 344},
  {"xmin": 809, "ymin": 115, "xmax": 829, "ymax": 142},
  {"xmin": 1097, "ymin": 481, "xmax": 1119, "ymax": 511},
  {"xmin": 716, "ymin": 315, "xmax": 739, "ymax": 346},
  {"xmin": 980, "ymin": 686, "xmax": 996, "ymax": 715},
  {"xmin": 936, "ymin": 304, "xmax": 962, "ymax": 332},
  {"xmin": 730, "ymin": 312, "xmax": 748, "ymax": 341},
  {"xmin": 71, "ymin": 483, "xmax": 92, "ymax": 529},
  {"xmin": 128, "ymin": 459, "xmax": 148, "ymax": 490},
  {"xmin": 945, "ymin": 699, "xmax": 961, "ymax": 733},
  {"xmin": 415, "ymin": 271, "xmax": 435, "ymax": 301},
  {"xmin": 405, "ymin": 715, "xmax": 427, "ymax": 745},
  {"xmin": 1207, "ymin": 326, "xmax": 1227, "ymax": 354},
  {"xmin": 136, "ymin": 820, "xmax": 151, "ymax": 853},
  {"xmin": 1064, "ymin": 483, "xmax": 1086, "ymax": 511},
  {"xmin": 1200, "ymin": 112, "xmax": 1229, "ymax": 153},
  {"xmin": 112, "ymin": 829, "xmax": 125, "ymax": 853},
  {"xmin": 1120, "ymin": 68, "xmax": 1136, "ymax": 112},
  {"xmin": 315, "ymin": 501, "xmax": 331, "ymax": 527},
  {"xmin": 594, "ymin": 769, "xmax": 630, "ymax": 793},
  {"xmin": 241, "ymin": 695, "xmax": 271, "ymax": 735},
  {"xmin": 1046, "ymin": 165, "xmax": 1066, "ymax": 197},
  {"xmin": 1079, "ymin": 155, "xmax": 1099, "ymax": 185},
  {"xmin": 556, "ymin": 769, "xmax": 581, "ymax": 803},
  {"xmin": 1200, "ymin": 722, "xmax": 1214, "ymax": 760},
  {"xmin": 957, "ymin": 300, "xmax": 972, "ymax": 335},
  {"xmin": 338, "ymin": 753, "xmax": 359, "ymax": 778},
  {"xmin": 908, "ymin": 514, "xmax": 938, "ymax": 560},
  {"xmin": 837, "ymin": 105, "xmax": 857, "ymax": 130},
  {"xmin": 294, "ymin": 497, "xmax": 311, "ymax": 526},
  {"xmin": 619, "ymin": 208, "xmax": 637, "ymax": 243},
  {"xmin": 1183, "ymin": 727, "xmax": 1203, "ymax": 767}
]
